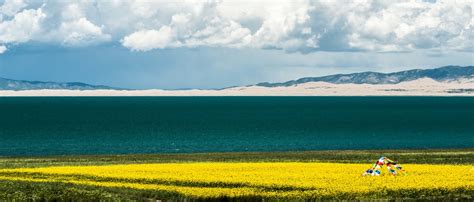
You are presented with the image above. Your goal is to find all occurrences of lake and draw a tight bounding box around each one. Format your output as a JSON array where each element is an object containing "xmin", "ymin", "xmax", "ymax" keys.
[{"xmin": 0, "ymin": 96, "xmax": 472, "ymax": 156}]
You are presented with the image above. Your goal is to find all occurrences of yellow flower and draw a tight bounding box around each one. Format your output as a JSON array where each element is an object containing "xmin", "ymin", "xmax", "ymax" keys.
[{"xmin": 0, "ymin": 162, "xmax": 472, "ymax": 198}]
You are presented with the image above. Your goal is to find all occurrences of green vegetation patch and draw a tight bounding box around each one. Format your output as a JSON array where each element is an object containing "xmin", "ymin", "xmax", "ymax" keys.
[{"xmin": 1, "ymin": 149, "xmax": 472, "ymax": 169}]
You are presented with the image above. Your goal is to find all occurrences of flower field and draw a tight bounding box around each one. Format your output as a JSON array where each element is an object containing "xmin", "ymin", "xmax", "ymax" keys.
[{"xmin": 0, "ymin": 162, "xmax": 472, "ymax": 199}]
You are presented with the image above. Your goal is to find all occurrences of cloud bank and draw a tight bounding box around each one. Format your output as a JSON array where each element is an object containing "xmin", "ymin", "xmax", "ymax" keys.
[{"xmin": 0, "ymin": 0, "xmax": 472, "ymax": 54}]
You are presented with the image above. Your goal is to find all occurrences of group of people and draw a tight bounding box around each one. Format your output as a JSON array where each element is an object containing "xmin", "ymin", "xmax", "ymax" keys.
[{"xmin": 362, "ymin": 156, "xmax": 407, "ymax": 176}]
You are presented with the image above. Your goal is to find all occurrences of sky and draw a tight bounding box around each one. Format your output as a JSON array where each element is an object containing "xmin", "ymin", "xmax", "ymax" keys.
[{"xmin": 0, "ymin": 0, "xmax": 473, "ymax": 89}]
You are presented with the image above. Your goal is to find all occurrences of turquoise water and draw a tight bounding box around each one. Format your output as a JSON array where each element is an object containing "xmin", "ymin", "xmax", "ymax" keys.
[{"xmin": 0, "ymin": 97, "xmax": 472, "ymax": 156}]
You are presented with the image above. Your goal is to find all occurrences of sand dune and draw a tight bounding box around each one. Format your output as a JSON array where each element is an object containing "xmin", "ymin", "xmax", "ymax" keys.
[{"xmin": 1, "ymin": 78, "xmax": 473, "ymax": 96}]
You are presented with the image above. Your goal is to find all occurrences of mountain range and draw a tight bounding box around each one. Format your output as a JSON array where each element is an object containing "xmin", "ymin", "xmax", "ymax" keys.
[
  {"xmin": 256, "ymin": 65, "xmax": 474, "ymax": 87},
  {"xmin": 0, "ymin": 78, "xmax": 118, "ymax": 91},
  {"xmin": 0, "ymin": 65, "xmax": 473, "ymax": 90}
]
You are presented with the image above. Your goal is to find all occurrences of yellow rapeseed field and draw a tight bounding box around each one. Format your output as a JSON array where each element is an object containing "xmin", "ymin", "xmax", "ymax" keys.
[{"xmin": 0, "ymin": 162, "xmax": 472, "ymax": 199}]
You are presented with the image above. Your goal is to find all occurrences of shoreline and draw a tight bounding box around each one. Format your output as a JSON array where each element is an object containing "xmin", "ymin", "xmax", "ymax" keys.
[
  {"xmin": 1, "ymin": 148, "xmax": 473, "ymax": 158},
  {"xmin": 2, "ymin": 93, "xmax": 474, "ymax": 97},
  {"xmin": 1, "ymin": 78, "xmax": 474, "ymax": 96},
  {"xmin": 1, "ymin": 149, "xmax": 472, "ymax": 168}
]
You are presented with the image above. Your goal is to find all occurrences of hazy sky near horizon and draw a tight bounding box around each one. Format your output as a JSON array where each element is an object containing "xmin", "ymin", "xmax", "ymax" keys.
[{"xmin": 0, "ymin": 0, "xmax": 473, "ymax": 89}]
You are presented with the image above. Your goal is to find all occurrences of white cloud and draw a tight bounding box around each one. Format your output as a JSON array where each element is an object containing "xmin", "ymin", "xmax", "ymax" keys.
[
  {"xmin": 0, "ymin": 45, "xmax": 6, "ymax": 54},
  {"xmin": 183, "ymin": 20, "xmax": 252, "ymax": 48},
  {"xmin": 120, "ymin": 1, "xmax": 253, "ymax": 50},
  {"xmin": 61, "ymin": 3, "xmax": 85, "ymax": 21},
  {"xmin": 0, "ymin": 0, "xmax": 27, "ymax": 16},
  {"xmin": 0, "ymin": 0, "xmax": 472, "ymax": 53},
  {"xmin": 122, "ymin": 26, "xmax": 176, "ymax": 51},
  {"xmin": 0, "ymin": 8, "xmax": 45, "ymax": 44},
  {"xmin": 346, "ymin": 0, "xmax": 473, "ymax": 52},
  {"xmin": 59, "ymin": 18, "xmax": 111, "ymax": 46}
]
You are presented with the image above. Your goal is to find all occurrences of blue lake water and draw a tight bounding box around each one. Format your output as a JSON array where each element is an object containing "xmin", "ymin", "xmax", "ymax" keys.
[{"xmin": 0, "ymin": 97, "xmax": 472, "ymax": 156}]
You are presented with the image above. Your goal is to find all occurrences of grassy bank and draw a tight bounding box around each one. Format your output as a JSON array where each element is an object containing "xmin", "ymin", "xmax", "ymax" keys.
[
  {"xmin": 0, "ymin": 149, "xmax": 473, "ymax": 201},
  {"xmin": 1, "ymin": 149, "xmax": 473, "ymax": 168}
]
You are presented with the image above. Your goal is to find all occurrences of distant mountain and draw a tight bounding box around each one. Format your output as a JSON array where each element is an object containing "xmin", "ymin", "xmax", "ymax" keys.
[
  {"xmin": 2, "ymin": 65, "xmax": 473, "ymax": 91},
  {"xmin": 0, "ymin": 78, "xmax": 120, "ymax": 90},
  {"xmin": 256, "ymin": 66, "xmax": 474, "ymax": 87}
]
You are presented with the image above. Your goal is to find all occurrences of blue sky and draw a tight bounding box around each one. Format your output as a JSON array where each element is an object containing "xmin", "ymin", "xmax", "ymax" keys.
[{"xmin": 0, "ymin": 0, "xmax": 473, "ymax": 89}]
